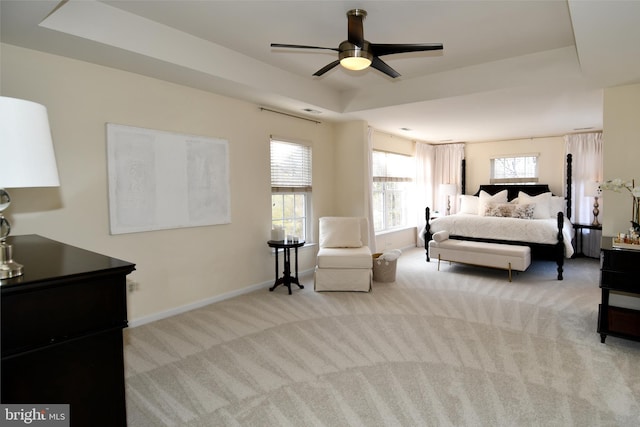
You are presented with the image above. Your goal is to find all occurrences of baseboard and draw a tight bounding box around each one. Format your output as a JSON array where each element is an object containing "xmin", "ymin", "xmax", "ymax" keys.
[{"xmin": 128, "ymin": 268, "xmax": 315, "ymax": 327}]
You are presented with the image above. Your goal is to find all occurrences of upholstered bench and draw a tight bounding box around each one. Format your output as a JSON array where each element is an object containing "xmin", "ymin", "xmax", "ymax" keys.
[{"xmin": 428, "ymin": 231, "xmax": 531, "ymax": 282}]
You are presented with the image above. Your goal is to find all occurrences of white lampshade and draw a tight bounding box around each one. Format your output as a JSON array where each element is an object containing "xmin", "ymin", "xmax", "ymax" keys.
[
  {"xmin": 584, "ymin": 181, "xmax": 600, "ymax": 198},
  {"xmin": 441, "ymin": 183, "xmax": 456, "ymax": 196},
  {"xmin": 0, "ymin": 96, "xmax": 60, "ymax": 188}
]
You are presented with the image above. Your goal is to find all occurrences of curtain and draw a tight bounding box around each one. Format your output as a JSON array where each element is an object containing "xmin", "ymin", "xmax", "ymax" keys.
[
  {"xmin": 365, "ymin": 127, "xmax": 377, "ymax": 253},
  {"xmin": 433, "ymin": 143, "xmax": 465, "ymax": 215},
  {"xmin": 415, "ymin": 142, "xmax": 434, "ymax": 247},
  {"xmin": 565, "ymin": 132, "xmax": 603, "ymax": 257}
]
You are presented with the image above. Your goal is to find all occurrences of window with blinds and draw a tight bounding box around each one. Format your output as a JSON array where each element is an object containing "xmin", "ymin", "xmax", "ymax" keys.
[
  {"xmin": 490, "ymin": 155, "xmax": 539, "ymax": 184},
  {"xmin": 372, "ymin": 151, "xmax": 414, "ymax": 232},
  {"xmin": 270, "ymin": 140, "xmax": 312, "ymax": 192},
  {"xmin": 270, "ymin": 139, "xmax": 312, "ymax": 241}
]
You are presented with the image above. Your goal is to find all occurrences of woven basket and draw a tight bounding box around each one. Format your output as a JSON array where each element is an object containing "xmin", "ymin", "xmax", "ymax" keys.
[{"xmin": 372, "ymin": 253, "xmax": 397, "ymax": 283}]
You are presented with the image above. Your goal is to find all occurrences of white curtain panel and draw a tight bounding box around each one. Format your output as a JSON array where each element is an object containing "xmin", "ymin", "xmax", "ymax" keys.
[
  {"xmin": 565, "ymin": 132, "xmax": 603, "ymax": 257},
  {"xmin": 433, "ymin": 143, "xmax": 465, "ymax": 215},
  {"xmin": 415, "ymin": 142, "xmax": 434, "ymax": 247},
  {"xmin": 366, "ymin": 127, "xmax": 377, "ymax": 253}
]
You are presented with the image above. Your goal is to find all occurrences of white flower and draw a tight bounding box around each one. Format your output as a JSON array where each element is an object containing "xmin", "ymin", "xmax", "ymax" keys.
[{"xmin": 600, "ymin": 179, "xmax": 640, "ymax": 203}]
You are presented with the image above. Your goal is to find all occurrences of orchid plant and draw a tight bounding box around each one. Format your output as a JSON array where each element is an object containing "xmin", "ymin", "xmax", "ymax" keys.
[{"xmin": 599, "ymin": 178, "xmax": 640, "ymax": 229}]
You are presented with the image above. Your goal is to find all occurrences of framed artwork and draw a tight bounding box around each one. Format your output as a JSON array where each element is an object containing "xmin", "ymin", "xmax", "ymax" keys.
[{"xmin": 106, "ymin": 123, "xmax": 230, "ymax": 234}]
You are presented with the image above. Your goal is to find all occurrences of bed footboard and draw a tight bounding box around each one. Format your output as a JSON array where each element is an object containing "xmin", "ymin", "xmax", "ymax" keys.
[
  {"xmin": 424, "ymin": 208, "xmax": 566, "ymax": 280},
  {"xmin": 424, "ymin": 207, "xmax": 433, "ymax": 261}
]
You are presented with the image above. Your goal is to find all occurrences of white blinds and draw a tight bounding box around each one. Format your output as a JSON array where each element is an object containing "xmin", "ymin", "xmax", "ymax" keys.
[
  {"xmin": 270, "ymin": 139, "xmax": 312, "ymax": 192},
  {"xmin": 372, "ymin": 151, "xmax": 413, "ymax": 182}
]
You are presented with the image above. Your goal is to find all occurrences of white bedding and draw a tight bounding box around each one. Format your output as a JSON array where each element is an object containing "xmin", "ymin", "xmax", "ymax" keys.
[{"xmin": 428, "ymin": 213, "xmax": 574, "ymax": 258}]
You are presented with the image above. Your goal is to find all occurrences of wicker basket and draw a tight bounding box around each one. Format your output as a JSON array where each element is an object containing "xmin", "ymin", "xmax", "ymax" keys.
[{"xmin": 372, "ymin": 253, "xmax": 397, "ymax": 283}]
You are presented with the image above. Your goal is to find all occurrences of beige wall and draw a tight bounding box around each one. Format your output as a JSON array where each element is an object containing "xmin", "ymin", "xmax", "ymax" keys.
[
  {"xmin": 1, "ymin": 44, "xmax": 338, "ymax": 323},
  {"xmin": 602, "ymin": 83, "xmax": 640, "ymax": 236},
  {"xmin": 333, "ymin": 121, "xmax": 368, "ymax": 217},
  {"xmin": 464, "ymin": 136, "xmax": 567, "ymax": 197}
]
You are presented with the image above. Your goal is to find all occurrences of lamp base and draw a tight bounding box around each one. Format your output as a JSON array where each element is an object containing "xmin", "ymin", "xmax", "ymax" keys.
[{"xmin": 0, "ymin": 242, "xmax": 23, "ymax": 280}]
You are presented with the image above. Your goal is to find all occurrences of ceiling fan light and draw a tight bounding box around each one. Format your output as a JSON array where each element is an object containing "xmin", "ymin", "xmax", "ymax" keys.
[{"xmin": 340, "ymin": 56, "xmax": 372, "ymax": 71}]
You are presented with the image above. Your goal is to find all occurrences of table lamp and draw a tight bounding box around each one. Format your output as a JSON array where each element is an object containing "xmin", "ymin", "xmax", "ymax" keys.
[
  {"xmin": 584, "ymin": 181, "xmax": 601, "ymax": 226},
  {"xmin": 0, "ymin": 96, "xmax": 60, "ymax": 279},
  {"xmin": 441, "ymin": 183, "xmax": 456, "ymax": 215}
]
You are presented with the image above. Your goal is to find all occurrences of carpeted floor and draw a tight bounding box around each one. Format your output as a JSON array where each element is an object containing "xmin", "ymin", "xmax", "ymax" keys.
[{"xmin": 124, "ymin": 248, "xmax": 640, "ymax": 426}]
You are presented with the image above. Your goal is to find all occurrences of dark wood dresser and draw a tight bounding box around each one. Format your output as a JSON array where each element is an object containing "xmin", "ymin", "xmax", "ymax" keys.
[
  {"xmin": 1, "ymin": 235, "xmax": 135, "ymax": 426},
  {"xmin": 598, "ymin": 236, "xmax": 640, "ymax": 343}
]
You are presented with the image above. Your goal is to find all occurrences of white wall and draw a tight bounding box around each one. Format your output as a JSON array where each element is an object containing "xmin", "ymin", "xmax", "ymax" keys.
[
  {"xmin": 1, "ymin": 44, "xmax": 337, "ymax": 323},
  {"xmin": 602, "ymin": 83, "xmax": 640, "ymax": 236},
  {"xmin": 333, "ymin": 121, "xmax": 369, "ymax": 217},
  {"xmin": 464, "ymin": 136, "xmax": 567, "ymax": 197}
]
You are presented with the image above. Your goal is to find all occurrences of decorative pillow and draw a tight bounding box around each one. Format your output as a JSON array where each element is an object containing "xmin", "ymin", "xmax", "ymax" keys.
[
  {"xmin": 549, "ymin": 196, "xmax": 565, "ymax": 217},
  {"xmin": 478, "ymin": 190, "xmax": 508, "ymax": 215},
  {"xmin": 517, "ymin": 191, "xmax": 551, "ymax": 219},
  {"xmin": 459, "ymin": 195, "xmax": 479, "ymax": 214},
  {"xmin": 485, "ymin": 203, "xmax": 535, "ymax": 219},
  {"xmin": 432, "ymin": 230, "xmax": 450, "ymax": 242},
  {"xmin": 319, "ymin": 217, "xmax": 363, "ymax": 248}
]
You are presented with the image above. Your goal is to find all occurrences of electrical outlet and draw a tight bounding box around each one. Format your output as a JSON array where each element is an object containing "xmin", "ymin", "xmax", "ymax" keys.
[{"xmin": 127, "ymin": 279, "xmax": 140, "ymax": 293}]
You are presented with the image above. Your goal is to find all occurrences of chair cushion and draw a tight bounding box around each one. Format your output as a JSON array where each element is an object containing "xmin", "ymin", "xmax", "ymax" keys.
[
  {"xmin": 319, "ymin": 217, "xmax": 363, "ymax": 248},
  {"xmin": 317, "ymin": 246, "xmax": 372, "ymax": 269}
]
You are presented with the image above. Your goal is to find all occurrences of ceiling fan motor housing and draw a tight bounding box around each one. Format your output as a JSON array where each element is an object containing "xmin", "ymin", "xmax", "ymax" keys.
[{"xmin": 339, "ymin": 40, "xmax": 373, "ymax": 62}]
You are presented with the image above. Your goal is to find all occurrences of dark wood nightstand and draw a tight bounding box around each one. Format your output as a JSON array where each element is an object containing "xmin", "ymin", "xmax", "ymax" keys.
[
  {"xmin": 598, "ymin": 236, "xmax": 640, "ymax": 343},
  {"xmin": 572, "ymin": 222, "xmax": 602, "ymax": 257}
]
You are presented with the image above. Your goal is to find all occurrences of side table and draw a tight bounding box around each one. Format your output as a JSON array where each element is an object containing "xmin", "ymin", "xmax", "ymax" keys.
[
  {"xmin": 572, "ymin": 222, "xmax": 602, "ymax": 257},
  {"xmin": 267, "ymin": 240, "xmax": 305, "ymax": 294}
]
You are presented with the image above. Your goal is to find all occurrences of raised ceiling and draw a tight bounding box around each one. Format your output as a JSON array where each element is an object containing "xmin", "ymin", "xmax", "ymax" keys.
[{"xmin": 2, "ymin": 1, "xmax": 640, "ymax": 143}]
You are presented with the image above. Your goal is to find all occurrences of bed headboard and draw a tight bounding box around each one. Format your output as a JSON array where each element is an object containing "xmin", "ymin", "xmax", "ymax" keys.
[
  {"xmin": 462, "ymin": 154, "xmax": 572, "ymax": 220},
  {"xmin": 473, "ymin": 184, "xmax": 552, "ymax": 201}
]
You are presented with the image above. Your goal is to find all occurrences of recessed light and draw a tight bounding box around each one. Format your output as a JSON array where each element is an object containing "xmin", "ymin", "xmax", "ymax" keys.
[
  {"xmin": 302, "ymin": 108, "xmax": 322, "ymax": 114},
  {"xmin": 400, "ymin": 127, "xmax": 412, "ymax": 131}
]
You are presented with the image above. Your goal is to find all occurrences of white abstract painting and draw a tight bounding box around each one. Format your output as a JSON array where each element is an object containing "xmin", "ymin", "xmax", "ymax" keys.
[{"xmin": 107, "ymin": 124, "xmax": 230, "ymax": 234}]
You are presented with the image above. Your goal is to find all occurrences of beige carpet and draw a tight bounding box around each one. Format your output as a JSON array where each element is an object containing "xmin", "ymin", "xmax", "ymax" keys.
[{"xmin": 124, "ymin": 248, "xmax": 640, "ymax": 426}]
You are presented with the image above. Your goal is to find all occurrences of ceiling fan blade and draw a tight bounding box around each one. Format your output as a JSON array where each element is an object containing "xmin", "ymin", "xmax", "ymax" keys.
[
  {"xmin": 347, "ymin": 9, "xmax": 366, "ymax": 47},
  {"xmin": 313, "ymin": 60, "xmax": 341, "ymax": 77},
  {"xmin": 370, "ymin": 43, "xmax": 443, "ymax": 57},
  {"xmin": 371, "ymin": 57, "xmax": 400, "ymax": 78},
  {"xmin": 271, "ymin": 43, "xmax": 339, "ymax": 52}
]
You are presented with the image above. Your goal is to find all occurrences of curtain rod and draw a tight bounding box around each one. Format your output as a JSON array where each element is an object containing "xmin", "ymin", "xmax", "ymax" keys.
[{"xmin": 259, "ymin": 107, "xmax": 321, "ymax": 124}]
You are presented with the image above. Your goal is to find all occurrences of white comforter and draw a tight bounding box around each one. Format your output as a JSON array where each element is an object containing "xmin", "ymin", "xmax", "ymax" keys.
[{"xmin": 428, "ymin": 214, "xmax": 574, "ymax": 258}]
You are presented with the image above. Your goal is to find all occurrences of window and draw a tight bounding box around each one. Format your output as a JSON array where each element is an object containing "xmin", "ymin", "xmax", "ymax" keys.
[
  {"xmin": 270, "ymin": 139, "xmax": 312, "ymax": 241},
  {"xmin": 490, "ymin": 155, "xmax": 538, "ymax": 184},
  {"xmin": 372, "ymin": 151, "xmax": 415, "ymax": 232}
]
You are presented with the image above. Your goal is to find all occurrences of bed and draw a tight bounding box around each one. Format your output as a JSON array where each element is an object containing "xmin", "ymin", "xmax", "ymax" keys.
[{"xmin": 424, "ymin": 155, "xmax": 573, "ymax": 280}]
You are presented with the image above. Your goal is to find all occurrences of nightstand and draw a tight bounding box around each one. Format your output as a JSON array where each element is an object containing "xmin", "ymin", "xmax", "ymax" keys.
[{"xmin": 572, "ymin": 222, "xmax": 602, "ymax": 257}]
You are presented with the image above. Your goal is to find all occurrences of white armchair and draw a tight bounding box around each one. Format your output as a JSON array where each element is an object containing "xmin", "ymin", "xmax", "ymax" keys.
[{"xmin": 314, "ymin": 217, "xmax": 372, "ymax": 292}]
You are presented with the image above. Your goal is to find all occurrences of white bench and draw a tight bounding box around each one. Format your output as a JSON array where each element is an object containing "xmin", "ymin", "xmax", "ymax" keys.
[{"xmin": 428, "ymin": 231, "xmax": 531, "ymax": 282}]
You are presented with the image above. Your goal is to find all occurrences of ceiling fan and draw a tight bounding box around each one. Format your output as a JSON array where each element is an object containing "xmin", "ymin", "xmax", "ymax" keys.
[{"xmin": 270, "ymin": 9, "xmax": 443, "ymax": 78}]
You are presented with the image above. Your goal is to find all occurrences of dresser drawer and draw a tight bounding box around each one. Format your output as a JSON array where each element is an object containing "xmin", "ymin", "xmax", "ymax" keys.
[
  {"xmin": 601, "ymin": 249, "xmax": 638, "ymax": 273},
  {"xmin": 1, "ymin": 273, "xmax": 127, "ymax": 356},
  {"xmin": 600, "ymin": 270, "xmax": 640, "ymax": 292}
]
